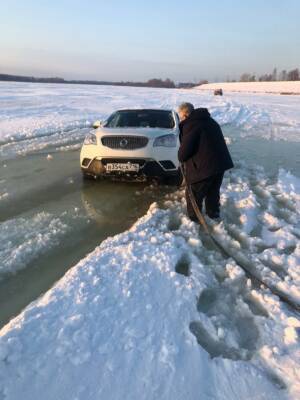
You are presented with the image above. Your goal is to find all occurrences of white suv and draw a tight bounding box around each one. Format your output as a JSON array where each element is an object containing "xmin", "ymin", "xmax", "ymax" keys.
[{"xmin": 80, "ymin": 109, "xmax": 181, "ymax": 183}]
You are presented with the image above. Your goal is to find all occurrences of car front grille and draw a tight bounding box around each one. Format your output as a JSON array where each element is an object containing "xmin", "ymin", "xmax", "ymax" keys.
[{"xmin": 101, "ymin": 135, "xmax": 149, "ymax": 150}]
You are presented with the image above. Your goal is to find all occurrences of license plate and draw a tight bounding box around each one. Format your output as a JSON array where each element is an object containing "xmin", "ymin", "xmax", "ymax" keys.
[{"xmin": 106, "ymin": 162, "xmax": 139, "ymax": 172}]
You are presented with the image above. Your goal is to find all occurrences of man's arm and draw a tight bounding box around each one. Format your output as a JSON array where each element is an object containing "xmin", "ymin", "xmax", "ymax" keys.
[{"xmin": 178, "ymin": 127, "xmax": 201, "ymax": 162}]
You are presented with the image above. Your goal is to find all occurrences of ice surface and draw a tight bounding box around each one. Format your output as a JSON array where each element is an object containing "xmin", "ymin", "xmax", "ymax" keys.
[
  {"xmin": 0, "ymin": 212, "xmax": 68, "ymax": 277},
  {"xmin": 0, "ymin": 83, "xmax": 299, "ymax": 399},
  {"xmin": 1, "ymin": 82, "xmax": 300, "ymax": 161}
]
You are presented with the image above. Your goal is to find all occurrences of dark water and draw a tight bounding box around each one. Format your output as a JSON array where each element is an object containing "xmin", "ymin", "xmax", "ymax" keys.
[
  {"xmin": 223, "ymin": 126, "xmax": 300, "ymax": 177},
  {"xmin": 0, "ymin": 149, "xmax": 171, "ymax": 327}
]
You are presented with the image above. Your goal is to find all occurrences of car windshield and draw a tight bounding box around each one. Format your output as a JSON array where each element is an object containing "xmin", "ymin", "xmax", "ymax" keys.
[{"xmin": 105, "ymin": 110, "xmax": 175, "ymax": 129}]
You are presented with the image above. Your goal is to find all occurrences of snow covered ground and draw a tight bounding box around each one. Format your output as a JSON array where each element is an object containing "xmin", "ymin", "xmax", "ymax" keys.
[
  {"xmin": 196, "ymin": 81, "xmax": 300, "ymax": 94},
  {"xmin": 0, "ymin": 164, "xmax": 299, "ymax": 399},
  {"xmin": 0, "ymin": 82, "xmax": 299, "ymax": 399},
  {"xmin": 0, "ymin": 81, "xmax": 300, "ymax": 162}
]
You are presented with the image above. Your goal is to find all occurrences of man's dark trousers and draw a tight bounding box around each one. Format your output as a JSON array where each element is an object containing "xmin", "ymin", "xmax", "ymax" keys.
[{"xmin": 186, "ymin": 172, "xmax": 224, "ymax": 220}]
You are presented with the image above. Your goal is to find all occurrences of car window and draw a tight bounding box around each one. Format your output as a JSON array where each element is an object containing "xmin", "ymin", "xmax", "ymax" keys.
[{"xmin": 105, "ymin": 110, "xmax": 175, "ymax": 129}]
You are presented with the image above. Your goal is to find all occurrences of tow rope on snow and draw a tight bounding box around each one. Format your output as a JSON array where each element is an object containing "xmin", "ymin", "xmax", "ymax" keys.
[{"xmin": 180, "ymin": 165, "xmax": 300, "ymax": 313}]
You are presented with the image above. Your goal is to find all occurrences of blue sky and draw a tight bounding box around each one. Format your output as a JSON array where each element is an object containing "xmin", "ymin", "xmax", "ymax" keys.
[{"xmin": 0, "ymin": 0, "xmax": 299, "ymax": 82}]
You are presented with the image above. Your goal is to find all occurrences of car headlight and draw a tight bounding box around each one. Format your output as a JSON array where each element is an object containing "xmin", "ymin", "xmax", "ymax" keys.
[
  {"xmin": 84, "ymin": 132, "xmax": 97, "ymax": 145},
  {"xmin": 153, "ymin": 134, "xmax": 177, "ymax": 147}
]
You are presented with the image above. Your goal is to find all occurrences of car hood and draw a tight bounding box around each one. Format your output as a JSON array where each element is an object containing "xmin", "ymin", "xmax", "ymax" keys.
[{"xmin": 95, "ymin": 126, "xmax": 177, "ymax": 138}]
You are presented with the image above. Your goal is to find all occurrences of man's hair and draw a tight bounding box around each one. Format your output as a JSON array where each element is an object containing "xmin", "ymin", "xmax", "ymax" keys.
[{"xmin": 178, "ymin": 102, "xmax": 194, "ymax": 116}]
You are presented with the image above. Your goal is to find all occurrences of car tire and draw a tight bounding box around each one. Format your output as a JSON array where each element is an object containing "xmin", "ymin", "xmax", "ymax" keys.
[
  {"xmin": 159, "ymin": 169, "xmax": 183, "ymax": 186},
  {"xmin": 82, "ymin": 171, "xmax": 96, "ymax": 180}
]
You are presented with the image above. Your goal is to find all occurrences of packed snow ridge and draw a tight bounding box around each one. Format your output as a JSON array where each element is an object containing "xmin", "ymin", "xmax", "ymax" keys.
[
  {"xmin": 0, "ymin": 164, "xmax": 299, "ymax": 400},
  {"xmin": 196, "ymin": 81, "xmax": 300, "ymax": 94}
]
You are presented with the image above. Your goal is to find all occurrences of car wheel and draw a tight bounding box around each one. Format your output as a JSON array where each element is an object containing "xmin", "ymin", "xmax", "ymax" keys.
[
  {"xmin": 82, "ymin": 171, "xmax": 96, "ymax": 180},
  {"xmin": 159, "ymin": 170, "xmax": 183, "ymax": 186}
]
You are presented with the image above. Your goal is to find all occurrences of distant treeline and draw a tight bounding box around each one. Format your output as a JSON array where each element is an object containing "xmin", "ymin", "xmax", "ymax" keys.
[
  {"xmin": 231, "ymin": 68, "xmax": 300, "ymax": 83},
  {"xmin": 0, "ymin": 74, "xmax": 197, "ymax": 89}
]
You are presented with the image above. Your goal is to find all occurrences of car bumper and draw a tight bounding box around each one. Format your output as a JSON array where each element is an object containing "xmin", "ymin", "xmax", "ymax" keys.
[{"xmin": 81, "ymin": 157, "xmax": 179, "ymax": 178}]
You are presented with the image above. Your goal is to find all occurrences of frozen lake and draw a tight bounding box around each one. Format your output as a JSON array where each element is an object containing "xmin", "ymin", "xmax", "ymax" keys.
[
  {"xmin": 0, "ymin": 82, "xmax": 299, "ymax": 400},
  {"xmin": 0, "ymin": 147, "xmax": 175, "ymax": 326},
  {"xmin": 0, "ymin": 119, "xmax": 299, "ymax": 327}
]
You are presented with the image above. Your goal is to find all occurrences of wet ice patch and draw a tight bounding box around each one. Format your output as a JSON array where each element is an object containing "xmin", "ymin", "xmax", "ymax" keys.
[
  {"xmin": 0, "ymin": 212, "xmax": 68, "ymax": 277},
  {"xmin": 0, "ymin": 176, "xmax": 9, "ymax": 202},
  {"xmin": 0, "ymin": 192, "xmax": 9, "ymax": 201}
]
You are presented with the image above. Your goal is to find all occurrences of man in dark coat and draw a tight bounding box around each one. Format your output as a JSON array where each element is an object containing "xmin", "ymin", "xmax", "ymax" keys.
[{"xmin": 177, "ymin": 102, "xmax": 234, "ymax": 220}]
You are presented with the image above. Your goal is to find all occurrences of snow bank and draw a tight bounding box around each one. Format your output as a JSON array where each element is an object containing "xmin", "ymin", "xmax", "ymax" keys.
[
  {"xmin": 0, "ymin": 165, "xmax": 299, "ymax": 399},
  {"xmin": 196, "ymin": 81, "xmax": 300, "ymax": 94},
  {"xmin": 212, "ymin": 166, "xmax": 300, "ymax": 306}
]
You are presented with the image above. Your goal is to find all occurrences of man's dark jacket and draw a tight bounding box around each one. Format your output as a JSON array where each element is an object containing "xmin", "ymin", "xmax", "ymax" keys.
[{"xmin": 178, "ymin": 108, "xmax": 234, "ymax": 184}]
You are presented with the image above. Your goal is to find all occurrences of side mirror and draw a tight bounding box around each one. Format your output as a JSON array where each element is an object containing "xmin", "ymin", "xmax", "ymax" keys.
[{"xmin": 93, "ymin": 120, "xmax": 102, "ymax": 129}]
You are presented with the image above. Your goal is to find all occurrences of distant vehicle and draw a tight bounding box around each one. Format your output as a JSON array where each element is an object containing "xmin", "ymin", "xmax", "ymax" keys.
[
  {"xmin": 214, "ymin": 88, "xmax": 223, "ymax": 96},
  {"xmin": 80, "ymin": 109, "xmax": 182, "ymax": 183}
]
